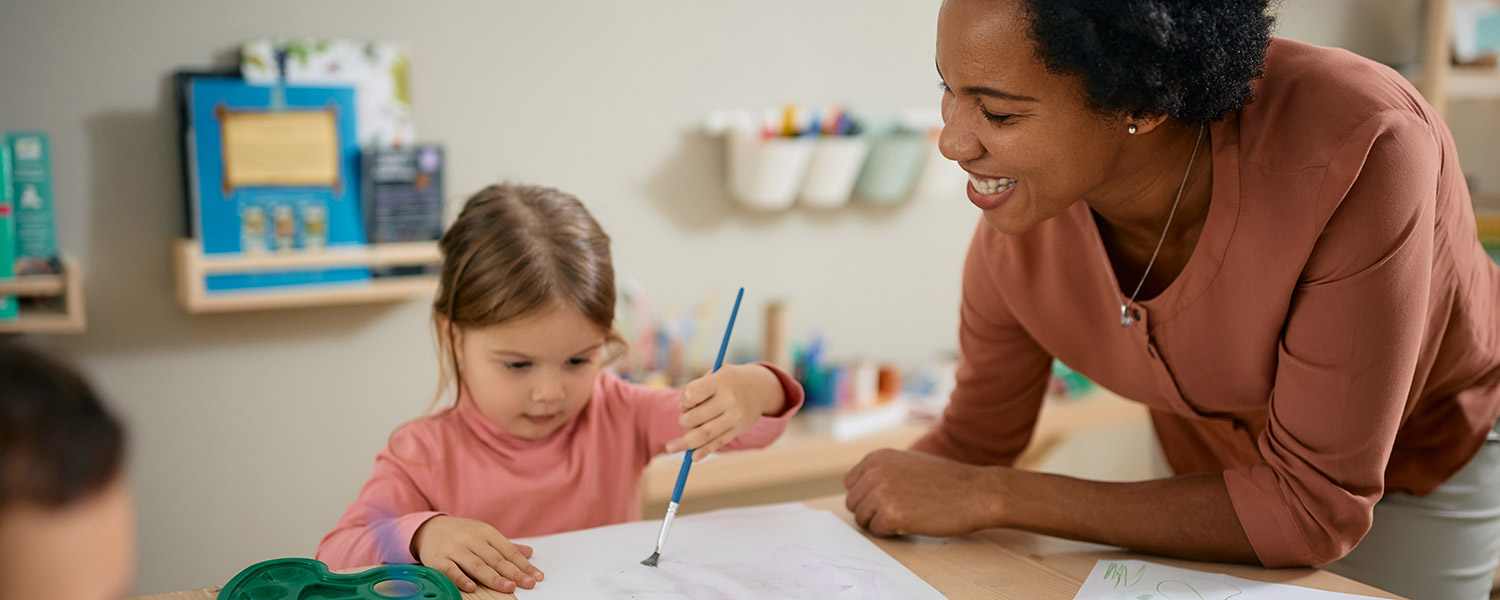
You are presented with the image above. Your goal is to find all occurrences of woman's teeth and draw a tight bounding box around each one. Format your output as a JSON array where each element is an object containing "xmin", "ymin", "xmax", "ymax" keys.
[{"xmin": 969, "ymin": 174, "xmax": 1016, "ymax": 195}]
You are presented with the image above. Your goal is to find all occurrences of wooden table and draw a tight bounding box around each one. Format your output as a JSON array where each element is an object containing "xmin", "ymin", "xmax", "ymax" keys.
[
  {"xmin": 807, "ymin": 496, "xmax": 1403, "ymax": 599},
  {"xmin": 133, "ymin": 494, "xmax": 1402, "ymax": 600},
  {"xmin": 641, "ymin": 390, "xmax": 1152, "ymax": 509}
]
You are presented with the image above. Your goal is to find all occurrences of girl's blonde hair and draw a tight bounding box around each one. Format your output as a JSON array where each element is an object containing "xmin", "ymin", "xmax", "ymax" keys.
[{"xmin": 429, "ymin": 182, "xmax": 623, "ymax": 411}]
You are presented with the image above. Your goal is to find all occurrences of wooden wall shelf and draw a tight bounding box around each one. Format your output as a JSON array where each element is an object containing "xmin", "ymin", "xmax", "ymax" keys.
[
  {"xmin": 174, "ymin": 239, "xmax": 441, "ymax": 314},
  {"xmin": 0, "ymin": 255, "xmax": 86, "ymax": 334}
]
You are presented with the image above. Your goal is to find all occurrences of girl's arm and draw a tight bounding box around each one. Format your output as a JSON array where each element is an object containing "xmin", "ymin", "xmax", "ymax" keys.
[
  {"xmin": 316, "ymin": 431, "xmax": 445, "ymax": 570},
  {"xmin": 669, "ymin": 362, "xmax": 805, "ymax": 455},
  {"xmin": 628, "ymin": 362, "xmax": 803, "ymax": 458}
]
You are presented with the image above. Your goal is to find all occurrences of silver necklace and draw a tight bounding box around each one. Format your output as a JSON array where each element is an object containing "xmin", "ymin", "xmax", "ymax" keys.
[{"xmin": 1094, "ymin": 125, "xmax": 1205, "ymax": 328}]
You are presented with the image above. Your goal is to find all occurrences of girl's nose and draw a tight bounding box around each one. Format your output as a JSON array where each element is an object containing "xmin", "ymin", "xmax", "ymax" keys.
[{"xmin": 534, "ymin": 377, "xmax": 564, "ymax": 403}]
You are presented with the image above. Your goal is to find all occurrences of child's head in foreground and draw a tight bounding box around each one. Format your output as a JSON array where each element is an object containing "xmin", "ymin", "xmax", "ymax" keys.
[{"xmin": 0, "ymin": 342, "xmax": 133, "ymax": 600}]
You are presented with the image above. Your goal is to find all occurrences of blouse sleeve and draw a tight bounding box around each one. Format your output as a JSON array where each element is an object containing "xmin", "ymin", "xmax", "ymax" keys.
[
  {"xmin": 912, "ymin": 220, "xmax": 1054, "ymax": 466},
  {"xmin": 1222, "ymin": 109, "xmax": 1439, "ymax": 567}
]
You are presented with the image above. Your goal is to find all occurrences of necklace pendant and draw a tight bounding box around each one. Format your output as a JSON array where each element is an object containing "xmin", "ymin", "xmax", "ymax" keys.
[{"xmin": 1119, "ymin": 305, "xmax": 1134, "ymax": 328}]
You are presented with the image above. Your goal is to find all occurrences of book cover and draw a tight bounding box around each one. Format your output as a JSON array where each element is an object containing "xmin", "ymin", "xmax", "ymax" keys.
[
  {"xmin": 174, "ymin": 69, "xmax": 241, "ymax": 238},
  {"xmin": 183, "ymin": 77, "xmax": 370, "ymax": 291},
  {"xmin": 5, "ymin": 132, "xmax": 58, "ymax": 276},
  {"xmin": 361, "ymin": 145, "xmax": 443, "ymax": 243},
  {"xmin": 362, "ymin": 145, "xmax": 444, "ymax": 277},
  {"xmin": 0, "ymin": 144, "xmax": 16, "ymax": 321},
  {"xmin": 241, "ymin": 38, "xmax": 415, "ymax": 148}
]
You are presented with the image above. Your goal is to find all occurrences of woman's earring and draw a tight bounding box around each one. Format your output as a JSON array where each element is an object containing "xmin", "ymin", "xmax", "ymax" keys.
[{"xmin": 1127, "ymin": 124, "xmax": 1138, "ymax": 135}]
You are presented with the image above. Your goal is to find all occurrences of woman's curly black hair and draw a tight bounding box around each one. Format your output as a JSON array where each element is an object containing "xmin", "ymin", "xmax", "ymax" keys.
[{"xmin": 1022, "ymin": 0, "xmax": 1275, "ymax": 124}]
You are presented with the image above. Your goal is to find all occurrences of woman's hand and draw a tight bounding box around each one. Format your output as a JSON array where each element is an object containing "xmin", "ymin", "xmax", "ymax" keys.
[
  {"xmin": 844, "ymin": 448, "xmax": 1005, "ymax": 537},
  {"xmin": 410, "ymin": 515, "xmax": 544, "ymax": 593},
  {"xmin": 666, "ymin": 364, "xmax": 785, "ymax": 458}
]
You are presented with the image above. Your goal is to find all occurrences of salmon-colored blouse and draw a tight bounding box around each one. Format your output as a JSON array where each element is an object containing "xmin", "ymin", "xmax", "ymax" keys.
[{"xmin": 913, "ymin": 38, "xmax": 1500, "ymax": 567}]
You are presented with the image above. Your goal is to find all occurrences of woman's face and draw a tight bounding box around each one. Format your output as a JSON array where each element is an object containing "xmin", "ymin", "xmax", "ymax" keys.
[{"xmin": 936, "ymin": 0, "xmax": 1131, "ymax": 235}]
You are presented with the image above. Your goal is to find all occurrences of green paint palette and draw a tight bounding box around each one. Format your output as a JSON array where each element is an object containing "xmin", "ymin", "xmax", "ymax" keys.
[{"xmin": 218, "ymin": 558, "xmax": 461, "ymax": 600}]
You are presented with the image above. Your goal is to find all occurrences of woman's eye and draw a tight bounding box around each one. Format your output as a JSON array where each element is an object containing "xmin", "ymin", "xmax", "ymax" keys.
[{"xmin": 983, "ymin": 111, "xmax": 1015, "ymax": 125}]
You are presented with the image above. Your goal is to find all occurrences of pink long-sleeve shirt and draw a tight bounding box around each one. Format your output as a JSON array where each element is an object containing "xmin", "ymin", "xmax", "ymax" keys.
[
  {"xmin": 914, "ymin": 38, "xmax": 1500, "ymax": 567},
  {"xmin": 316, "ymin": 365, "xmax": 803, "ymax": 570}
]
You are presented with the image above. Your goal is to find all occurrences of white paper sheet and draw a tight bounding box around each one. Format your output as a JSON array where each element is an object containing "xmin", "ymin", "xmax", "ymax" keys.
[
  {"xmin": 1073, "ymin": 559, "xmax": 1387, "ymax": 600},
  {"xmin": 512, "ymin": 503, "xmax": 946, "ymax": 599}
]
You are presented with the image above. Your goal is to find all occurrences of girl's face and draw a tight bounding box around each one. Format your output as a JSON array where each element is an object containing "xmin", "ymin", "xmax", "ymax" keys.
[{"xmin": 453, "ymin": 303, "xmax": 608, "ymax": 439}]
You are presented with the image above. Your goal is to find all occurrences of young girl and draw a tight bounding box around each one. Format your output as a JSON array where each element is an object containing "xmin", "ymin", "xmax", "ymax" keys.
[{"xmin": 316, "ymin": 183, "xmax": 804, "ymax": 594}]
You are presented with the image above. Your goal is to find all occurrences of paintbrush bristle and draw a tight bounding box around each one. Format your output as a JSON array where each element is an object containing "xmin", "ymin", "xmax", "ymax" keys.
[{"xmin": 640, "ymin": 552, "xmax": 660, "ymax": 567}]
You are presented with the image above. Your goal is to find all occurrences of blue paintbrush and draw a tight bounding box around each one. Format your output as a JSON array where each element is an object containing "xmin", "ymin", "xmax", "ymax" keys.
[{"xmin": 641, "ymin": 287, "xmax": 744, "ymax": 568}]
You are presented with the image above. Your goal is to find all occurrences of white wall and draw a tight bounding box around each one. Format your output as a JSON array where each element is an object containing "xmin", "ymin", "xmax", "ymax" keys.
[
  {"xmin": 2, "ymin": 0, "xmax": 1492, "ymax": 595},
  {"xmin": 1274, "ymin": 0, "xmax": 1500, "ymax": 199},
  {"xmin": 0, "ymin": 0, "xmax": 963, "ymax": 594},
  {"xmin": 1274, "ymin": 0, "xmax": 1424, "ymax": 66}
]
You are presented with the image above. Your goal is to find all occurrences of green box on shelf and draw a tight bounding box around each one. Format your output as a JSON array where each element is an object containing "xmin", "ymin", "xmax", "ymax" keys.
[
  {"xmin": 5, "ymin": 131, "xmax": 58, "ymax": 276},
  {"xmin": 0, "ymin": 143, "xmax": 17, "ymax": 321}
]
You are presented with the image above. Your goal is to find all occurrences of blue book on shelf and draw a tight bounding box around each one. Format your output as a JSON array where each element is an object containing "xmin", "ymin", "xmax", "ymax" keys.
[{"xmin": 184, "ymin": 77, "xmax": 370, "ymax": 292}]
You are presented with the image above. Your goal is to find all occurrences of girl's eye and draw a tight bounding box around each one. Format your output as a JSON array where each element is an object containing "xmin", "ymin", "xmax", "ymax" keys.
[
  {"xmin": 566, "ymin": 357, "xmax": 592, "ymax": 367},
  {"xmin": 505, "ymin": 361, "xmax": 532, "ymax": 370}
]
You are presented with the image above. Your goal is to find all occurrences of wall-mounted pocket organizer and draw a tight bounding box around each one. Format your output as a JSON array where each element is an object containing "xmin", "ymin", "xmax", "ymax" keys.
[
  {"xmin": 798, "ymin": 136, "xmax": 872, "ymax": 209},
  {"xmin": 726, "ymin": 130, "xmax": 816, "ymax": 211},
  {"xmin": 911, "ymin": 135, "xmax": 970, "ymax": 200},
  {"xmin": 854, "ymin": 131, "xmax": 929, "ymax": 205},
  {"xmin": 706, "ymin": 107, "xmax": 950, "ymax": 212}
]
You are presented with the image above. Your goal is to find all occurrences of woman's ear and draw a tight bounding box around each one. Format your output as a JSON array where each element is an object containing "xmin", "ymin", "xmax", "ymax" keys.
[{"xmin": 1122, "ymin": 113, "xmax": 1170, "ymax": 136}]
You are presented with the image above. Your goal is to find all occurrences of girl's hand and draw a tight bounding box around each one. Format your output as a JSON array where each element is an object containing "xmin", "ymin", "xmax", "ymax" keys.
[
  {"xmin": 666, "ymin": 364, "xmax": 785, "ymax": 458},
  {"xmin": 410, "ymin": 515, "xmax": 544, "ymax": 593}
]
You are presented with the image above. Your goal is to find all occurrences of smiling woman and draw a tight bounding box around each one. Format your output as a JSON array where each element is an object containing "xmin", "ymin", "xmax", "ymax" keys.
[{"xmin": 843, "ymin": 1, "xmax": 1500, "ymax": 599}]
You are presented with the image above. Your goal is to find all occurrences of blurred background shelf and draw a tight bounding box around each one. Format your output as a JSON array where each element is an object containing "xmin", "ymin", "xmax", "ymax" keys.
[
  {"xmin": 173, "ymin": 239, "xmax": 441, "ymax": 314},
  {"xmin": 1448, "ymin": 65, "xmax": 1500, "ymax": 100},
  {"xmin": 641, "ymin": 389, "xmax": 1153, "ymax": 517},
  {"xmin": 0, "ymin": 255, "xmax": 85, "ymax": 334}
]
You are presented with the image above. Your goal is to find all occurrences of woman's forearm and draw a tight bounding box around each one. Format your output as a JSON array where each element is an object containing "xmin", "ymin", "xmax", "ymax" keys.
[{"xmin": 992, "ymin": 468, "xmax": 1259, "ymax": 564}]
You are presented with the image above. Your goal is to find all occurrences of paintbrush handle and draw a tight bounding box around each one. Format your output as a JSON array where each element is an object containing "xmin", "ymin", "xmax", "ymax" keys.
[
  {"xmin": 711, "ymin": 289, "xmax": 743, "ymax": 373},
  {"xmin": 665, "ymin": 288, "xmax": 744, "ymax": 506},
  {"xmin": 670, "ymin": 450, "xmax": 694, "ymax": 504}
]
